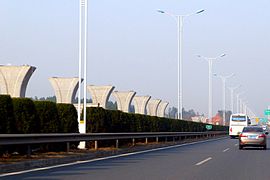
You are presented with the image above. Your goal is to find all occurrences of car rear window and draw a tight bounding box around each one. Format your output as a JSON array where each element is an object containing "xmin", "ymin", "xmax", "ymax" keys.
[{"xmin": 243, "ymin": 127, "xmax": 263, "ymax": 132}]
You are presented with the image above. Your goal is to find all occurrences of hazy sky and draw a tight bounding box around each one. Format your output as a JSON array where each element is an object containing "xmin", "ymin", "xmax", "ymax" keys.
[{"xmin": 1, "ymin": 0, "xmax": 270, "ymax": 117}]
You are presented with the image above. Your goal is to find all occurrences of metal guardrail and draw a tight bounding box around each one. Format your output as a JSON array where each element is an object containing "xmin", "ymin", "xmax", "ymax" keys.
[
  {"xmin": 0, "ymin": 131, "xmax": 227, "ymax": 156},
  {"xmin": 0, "ymin": 131, "xmax": 226, "ymax": 145}
]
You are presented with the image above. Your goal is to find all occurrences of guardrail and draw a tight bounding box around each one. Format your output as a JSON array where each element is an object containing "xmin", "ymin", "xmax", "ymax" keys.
[{"xmin": 0, "ymin": 131, "xmax": 227, "ymax": 156}]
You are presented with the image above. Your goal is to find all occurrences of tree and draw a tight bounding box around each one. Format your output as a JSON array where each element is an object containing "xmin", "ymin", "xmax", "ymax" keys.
[
  {"xmin": 183, "ymin": 108, "xmax": 196, "ymax": 120},
  {"xmin": 168, "ymin": 107, "xmax": 177, "ymax": 119},
  {"xmin": 107, "ymin": 101, "xmax": 117, "ymax": 110}
]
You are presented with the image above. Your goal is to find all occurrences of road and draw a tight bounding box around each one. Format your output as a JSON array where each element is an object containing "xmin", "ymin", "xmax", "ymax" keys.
[{"xmin": 1, "ymin": 137, "xmax": 270, "ymax": 180}]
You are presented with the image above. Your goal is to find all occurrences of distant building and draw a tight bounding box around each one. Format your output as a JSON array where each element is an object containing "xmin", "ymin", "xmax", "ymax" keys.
[
  {"xmin": 211, "ymin": 113, "xmax": 223, "ymax": 125},
  {"xmin": 191, "ymin": 115, "xmax": 208, "ymax": 123}
]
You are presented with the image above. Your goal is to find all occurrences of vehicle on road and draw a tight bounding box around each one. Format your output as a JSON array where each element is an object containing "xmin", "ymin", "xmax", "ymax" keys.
[
  {"xmin": 239, "ymin": 126, "xmax": 268, "ymax": 150},
  {"xmin": 229, "ymin": 114, "xmax": 251, "ymax": 138},
  {"xmin": 262, "ymin": 125, "xmax": 268, "ymax": 132}
]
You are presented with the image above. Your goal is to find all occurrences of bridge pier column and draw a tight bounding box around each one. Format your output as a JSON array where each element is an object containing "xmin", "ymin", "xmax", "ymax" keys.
[
  {"xmin": 66, "ymin": 142, "xmax": 70, "ymax": 152},
  {"xmin": 95, "ymin": 141, "xmax": 98, "ymax": 150},
  {"xmin": 27, "ymin": 145, "xmax": 31, "ymax": 158},
  {"xmin": 116, "ymin": 139, "xmax": 119, "ymax": 149}
]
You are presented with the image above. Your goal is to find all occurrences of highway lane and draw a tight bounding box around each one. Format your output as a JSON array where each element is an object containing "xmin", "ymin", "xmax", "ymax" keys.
[{"xmin": 1, "ymin": 137, "xmax": 270, "ymax": 180}]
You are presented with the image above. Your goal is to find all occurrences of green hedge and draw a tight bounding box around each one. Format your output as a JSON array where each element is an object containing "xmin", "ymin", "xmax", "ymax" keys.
[
  {"xmin": 56, "ymin": 103, "xmax": 79, "ymax": 133},
  {"xmin": 86, "ymin": 107, "xmax": 228, "ymax": 133},
  {"xmin": 34, "ymin": 101, "xmax": 61, "ymax": 133},
  {"xmin": 0, "ymin": 95, "xmax": 15, "ymax": 133},
  {"xmin": 13, "ymin": 98, "xmax": 40, "ymax": 133}
]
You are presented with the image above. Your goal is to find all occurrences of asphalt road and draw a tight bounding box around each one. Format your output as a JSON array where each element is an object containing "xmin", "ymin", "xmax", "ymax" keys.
[{"xmin": 2, "ymin": 137, "xmax": 270, "ymax": 180}]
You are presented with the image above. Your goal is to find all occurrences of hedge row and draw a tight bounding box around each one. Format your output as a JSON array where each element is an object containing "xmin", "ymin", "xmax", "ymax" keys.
[
  {"xmin": 85, "ymin": 107, "xmax": 227, "ymax": 133},
  {"xmin": 0, "ymin": 95, "xmax": 226, "ymax": 152},
  {"xmin": 0, "ymin": 95, "xmax": 79, "ymax": 134},
  {"xmin": 0, "ymin": 96, "xmax": 79, "ymax": 153},
  {"xmin": 0, "ymin": 95, "xmax": 226, "ymax": 135},
  {"xmin": 0, "ymin": 95, "xmax": 15, "ymax": 134}
]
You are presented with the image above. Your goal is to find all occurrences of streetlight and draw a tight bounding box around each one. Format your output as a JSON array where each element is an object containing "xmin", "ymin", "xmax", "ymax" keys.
[
  {"xmin": 78, "ymin": 0, "xmax": 88, "ymax": 149},
  {"xmin": 227, "ymin": 85, "xmax": 241, "ymax": 114},
  {"xmin": 242, "ymin": 101, "xmax": 248, "ymax": 114},
  {"xmin": 214, "ymin": 73, "xmax": 234, "ymax": 125},
  {"xmin": 157, "ymin": 9, "xmax": 204, "ymax": 119},
  {"xmin": 239, "ymin": 98, "xmax": 247, "ymax": 114},
  {"xmin": 239, "ymin": 98, "xmax": 245, "ymax": 114},
  {"xmin": 197, "ymin": 54, "xmax": 226, "ymax": 124},
  {"xmin": 236, "ymin": 92, "xmax": 244, "ymax": 113}
]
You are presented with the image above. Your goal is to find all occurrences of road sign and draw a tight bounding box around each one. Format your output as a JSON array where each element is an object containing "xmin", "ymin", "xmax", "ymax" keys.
[
  {"xmin": 260, "ymin": 118, "xmax": 268, "ymax": 123},
  {"xmin": 264, "ymin": 109, "xmax": 270, "ymax": 115},
  {"xmin": 206, "ymin": 125, "xmax": 212, "ymax": 130},
  {"xmin": 255, "ymin": 117, "xmax": 260, "ymax": 123}
]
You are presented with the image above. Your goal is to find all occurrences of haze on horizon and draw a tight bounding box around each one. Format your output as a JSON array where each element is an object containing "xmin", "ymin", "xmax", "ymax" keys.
[{"xmin": 0, "ymin": 0, "xmax": 269, "ymax": 117}]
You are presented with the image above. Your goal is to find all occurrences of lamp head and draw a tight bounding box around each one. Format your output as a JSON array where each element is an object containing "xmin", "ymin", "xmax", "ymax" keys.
[
  {"xmin": 196, "ymin": 9, "xmax": 205, "ymax": 14},
  {"xmin": 220, "ymin": 53, "xmax": 226, "ymax": 57},
  {"xmin": 157, "ymin": 9, "xmax": 165, "ymax": 14}
]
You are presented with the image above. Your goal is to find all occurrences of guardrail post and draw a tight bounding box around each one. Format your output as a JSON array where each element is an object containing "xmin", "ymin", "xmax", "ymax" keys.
[
  {"xmin": 173, "ymin": 137, "xmax": 175, "ymax": 143},
  {"xmin": 165, "ymin": 137, "xmax": 167, "ymax": 142},
  {"xmin": 156, "ymin": 137, "xmax": 159, "ymax": 143},
  {"xmin": 145, "ymin": 138, "xmax": 148, "ymax": 144},
  {"xmin": 95, "ymin": 141, "xmax": 98, "ymax": 150},
  {"xmin": 27, "ymin": 145, "xmax": 31, "ymax": 158},
  {"xmin": 132, "ymin": 138, "xmax": 135, "ymax": 146},
  {"xmin": 66, "ymin": 142, "xmax": 70, "ymax": 153},
  {"xmin": 116, "ymin": 139, "xmax": 119, "ymax": 149}
]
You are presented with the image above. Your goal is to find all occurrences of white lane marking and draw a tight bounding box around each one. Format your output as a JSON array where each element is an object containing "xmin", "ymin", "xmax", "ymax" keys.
[
  {"xmin": 195, "ymin": 157, "xmax": 212, "ymax": 166},
  {"xmin": 235, "ymin": 143, "xmax": 238, "ymax": 146},
  {"xmin": 0, "ymin": 137, "xmax": 227, "ymax": 177},
  {"xmin": 223, "ymin": 148, "xmax": 230, "ymax": 152}
]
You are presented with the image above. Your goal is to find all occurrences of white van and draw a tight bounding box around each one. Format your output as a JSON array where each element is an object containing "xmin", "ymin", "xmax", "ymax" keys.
[{"xmin": 229, "ymin": 114, "xmax": 251, "ymax": 138}]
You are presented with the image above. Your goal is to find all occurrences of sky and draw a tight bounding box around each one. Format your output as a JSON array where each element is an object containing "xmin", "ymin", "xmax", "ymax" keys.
[{"xmin": 0, "ymin": 0, "xmax": 270, "ymax": 117}]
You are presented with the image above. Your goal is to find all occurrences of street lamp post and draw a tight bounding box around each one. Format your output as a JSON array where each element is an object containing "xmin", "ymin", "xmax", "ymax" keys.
[
  {"xmin": 214, "ymin": 73, "xmax": 234, "ymax": 125},
  {"xmin": 236, "ymin": 92, "xmax": 244, "ymax": 113},
  {"xmin": 157, "ymin": 9, "xmax": 204, "ymax": 120},
  {"xmin": 239, "ymin": 99, "xmax": 243, "ymax": 113},
  {"xmin": 78, "ymin": 0, "xmax": 88, "ymax": 149},
  {"xmin": 243, "ymin": 101, "xmax": 248, "ymax": 114},
  {"xmin": 239, "ymin": 99, "xmax": 246, "ymax": 114},
  {"xmin": 197, "ymin": 54, "xmax": 226, "ymax": 124},
  {"xmin": 227, "ymin": 85, "xmax": 241, "ymax": 114}
]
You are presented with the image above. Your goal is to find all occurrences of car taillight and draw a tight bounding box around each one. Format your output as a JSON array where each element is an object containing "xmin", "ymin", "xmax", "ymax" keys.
[
  {"xmin": 230, "ymin": 127, "xmax": 232, "ymax": 132},
  {"xmin": 239, "ymin": 134, "xmax": 247, "ymax": 137},
  {"xmin": 259, "ymin": 134, "xmax": 266, "ymax": 138}
]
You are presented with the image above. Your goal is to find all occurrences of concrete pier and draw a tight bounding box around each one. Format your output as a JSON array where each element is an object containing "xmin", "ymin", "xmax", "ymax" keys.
[
  {"xmin": 112, "ymin": 91, "xmax": 136, "ymax": 113},
  {"xmin": 133, "ymin": 96, "xmax": 151, "ymax": 115},
  {"xmin": 87, "ymin": 85, "xmax": 115, "ymax": 109},
  {"xmin": 157, "ymin": 101, "xmax": 169, "ymax": 118},
  {"xmin": 0, "ymin": 65, "xmax": 36, "ymax": 97},
  {"xmin": 49, "ymin": 77, "xmax": 81, "ymax": 104},
  {"xmin": 147, "ymin": 99, "xmax": 161, "ymax": 116}
]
